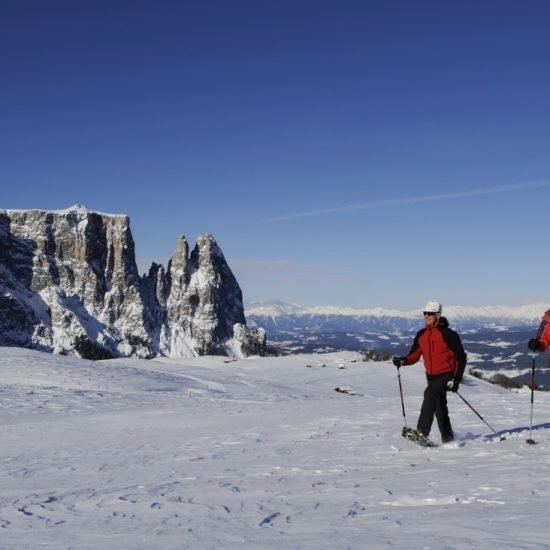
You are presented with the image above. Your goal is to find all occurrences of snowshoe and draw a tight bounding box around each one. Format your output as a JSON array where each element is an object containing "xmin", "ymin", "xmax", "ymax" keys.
[{"xmin": 401, "ymin": 426, "xmax": 435, "ymax": 447}]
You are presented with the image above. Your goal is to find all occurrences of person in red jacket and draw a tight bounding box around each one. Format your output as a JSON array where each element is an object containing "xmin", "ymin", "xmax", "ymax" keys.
[
  {"xmin": 528, "ymin": 308, "xmax": 550, "ymax": 353},
  {"xmin": 393, "ymin": 301, "xmax": 467, "ymax": 444}
]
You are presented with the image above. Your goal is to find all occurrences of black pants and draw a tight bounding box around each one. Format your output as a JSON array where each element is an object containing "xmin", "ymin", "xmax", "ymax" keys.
[{"xmin": 417, "ymin": 372, "xmax": 454, "ymax": 442}]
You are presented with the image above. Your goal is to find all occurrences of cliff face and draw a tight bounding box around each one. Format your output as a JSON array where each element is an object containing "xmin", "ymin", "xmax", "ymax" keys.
[{"xmin": 0, "ymin": 205, "xmax": 265, "ymax": 359}]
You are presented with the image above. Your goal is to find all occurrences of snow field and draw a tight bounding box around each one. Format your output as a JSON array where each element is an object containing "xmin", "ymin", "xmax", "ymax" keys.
[{"xmin": 1, "ymin": 348, "xmax": 550, "ymax": 549}]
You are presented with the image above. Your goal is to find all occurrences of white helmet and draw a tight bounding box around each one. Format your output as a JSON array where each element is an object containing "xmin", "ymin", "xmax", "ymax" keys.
[{"xmin": 423, "ymin": 301, "xmax": 442, "ymax": 314}]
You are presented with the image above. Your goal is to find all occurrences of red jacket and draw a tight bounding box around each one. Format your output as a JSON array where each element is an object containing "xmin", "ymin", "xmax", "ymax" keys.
[
  {"xmin": 535, "ymin": 309, "xmax": 550, "ymax": 351},
  {"xmin": 404, "ymin": 316, "xmax": 467, "ymax": 379}
]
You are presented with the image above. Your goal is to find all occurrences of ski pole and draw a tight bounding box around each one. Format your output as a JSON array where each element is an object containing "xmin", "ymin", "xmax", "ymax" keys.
[
  {"xmin": 456, "ymin": 391, "xmax": 504, "ymax": 440},
  {"xmin": 396, "ymin": 367, "xmax": 408, "ymax": 427},
  {"xmin": 526, "ymin": 354, "xmax": 537, "ymax": 445}
]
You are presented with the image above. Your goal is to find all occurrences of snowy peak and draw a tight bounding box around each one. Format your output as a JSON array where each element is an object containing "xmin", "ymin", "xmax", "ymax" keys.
[{"xmin": 56, "ymin": 203, "xmax": 94, "ymax": 214}]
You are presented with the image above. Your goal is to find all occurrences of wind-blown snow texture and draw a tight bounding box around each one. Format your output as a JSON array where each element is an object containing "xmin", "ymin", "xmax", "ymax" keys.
[{"xmin": 1, "ymin": 347, "xmax": 549, "ymax": 549}]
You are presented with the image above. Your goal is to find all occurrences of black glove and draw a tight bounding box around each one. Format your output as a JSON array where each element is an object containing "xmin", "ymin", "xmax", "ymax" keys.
[
  {"xmin": 528, "ymin": 338, "xmax": 540, "ymax": 352},
  {"xmin": 392, "ymin": 356, "xmax": 406, "ymax": 368},
  {"xmin": 446, "ymin": 378, "xmax": 459, "ymax": 393}
]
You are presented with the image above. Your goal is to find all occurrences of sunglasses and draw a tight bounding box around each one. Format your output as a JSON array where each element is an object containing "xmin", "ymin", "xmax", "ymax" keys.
[{"xmin": 423, "ymin": 311, "xmax": 437, "ymax": 316}]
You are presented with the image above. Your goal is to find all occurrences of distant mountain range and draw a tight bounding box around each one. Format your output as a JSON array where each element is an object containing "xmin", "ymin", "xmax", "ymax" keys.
[
  {"xmin": 246, "ymin": 299, "xmax": 546, "ymax": 334},
  {"xmin": 245, "ymin": 301, "xmax": 545, "ymax": 380}
]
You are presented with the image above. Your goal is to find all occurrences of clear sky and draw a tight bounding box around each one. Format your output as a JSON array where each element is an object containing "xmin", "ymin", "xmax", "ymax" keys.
[{"xmin": 2, "ymin": 0, "xmax": 549, "ymax": 309}]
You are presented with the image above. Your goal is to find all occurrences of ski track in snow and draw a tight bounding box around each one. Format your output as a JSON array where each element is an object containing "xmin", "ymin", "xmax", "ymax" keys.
[{"xmin": 1, "ymin": 347, "xmax": 550, "ymax": 549}]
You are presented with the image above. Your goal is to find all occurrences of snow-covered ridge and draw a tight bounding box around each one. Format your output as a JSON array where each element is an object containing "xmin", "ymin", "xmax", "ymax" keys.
[
  {"xmin": 245, "ymin": 300, "xmax": 546, "ymax": 336},
  {"xmin": 3, "ymin": 203, "xmax": 124, "ymax": 217},
  {"xmin": 246, "ymin": 300, "xmax": 546, "ymax": 323}
]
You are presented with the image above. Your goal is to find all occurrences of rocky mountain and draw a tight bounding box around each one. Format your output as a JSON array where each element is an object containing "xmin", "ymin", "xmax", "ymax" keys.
[{"xmin": 0, "ymin": 205, "xmax": 265, "ymax": 359}]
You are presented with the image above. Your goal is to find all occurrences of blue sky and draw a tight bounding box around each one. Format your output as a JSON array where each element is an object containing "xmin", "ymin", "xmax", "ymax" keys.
[{"xmin": 2, "ymin": 0, "xmax": 549, "ymax": 309}]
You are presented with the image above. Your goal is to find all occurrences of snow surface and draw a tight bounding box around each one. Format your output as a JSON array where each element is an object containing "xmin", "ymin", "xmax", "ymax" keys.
[{"xmin": 1, "ymin": 347, "xmax": 550, "ymax": 549}]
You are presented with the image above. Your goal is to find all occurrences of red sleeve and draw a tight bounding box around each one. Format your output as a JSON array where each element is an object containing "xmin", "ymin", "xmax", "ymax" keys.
[
  {"xmin": 405, "ymin": 331, "xmax": 423, "ymax": 365},
  {"xmin": 539, "ymin": 322, "xmax": 550, "ymax": 351}
]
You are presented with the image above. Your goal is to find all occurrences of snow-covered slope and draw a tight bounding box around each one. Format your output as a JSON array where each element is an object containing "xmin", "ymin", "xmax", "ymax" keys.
[{"xmin": 2, "ymin": 347, "xmax": 550, "ymax": 549}]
